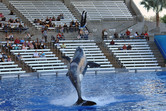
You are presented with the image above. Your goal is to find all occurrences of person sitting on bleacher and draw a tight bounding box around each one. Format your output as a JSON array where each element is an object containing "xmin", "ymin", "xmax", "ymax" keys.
[
  {"xmin": 34, "ymin": 43, "xmax": 38, "ymax": 49},
  {"xmin": 9, "ymin": 10, "xmax": 14, "ymax": 15},
  {"xmin": 63, "ymin": 23, "xmax": 68, "ymax": 33},
  {"xmin": 2, "ymin": 52, "xmax": 8, "ymax": 61},
  {"xmin": 37, "ymin": 43, "xmax": 41, "ymax": 49},
  {"xmin": 29, "ymin": 42, "xmax": 34, "ymax": 49},
  {"xmin": 84, "ymin": 29, "xmax": 89, "ymax": 40},
  {"xmin": 40, "ymin": 51, "xmax": 45, "ymax": 58},
  {"xmin": 123, "ymin": 44, "xmax": 127, "ymax": 50},
  {"xmin": 134, "ymin": 32, "xmax": 140, "ymax": 38},
  {"xmin": 17, "ymin": 53, "xmax": 22, "ymax": 61},
  {"xmin": 7, "ymin": 56, "xmax": 12, "ymax": 62},
  {"xmin": 33, "ymin": 50, "xmax": 39, "ymax": 58},
  {"xmin": 114, "ymin": 32, "xmax": 119, "ymax": 39},
  {"xmin": 22, "ymin": 44, "xmax": 27, "ymax": 50},
  {"xmin": 14, "ymin": 37, "xmax": 20, "ymax": 44},
  {"xmin": 41, "ymin": 43, "xmax": 46, "ymax": 49},
  {"xmin": 102, "ymin": 29, "xmax": 108, "ymax": 40},
  {"xmin": 144, "ymin": 31, "xmax": 149, "ymax": 41},
  {"xmin": 56, "ymin": 16, "xmax": 61, "ymax": 21},
  {"xmin": 1, "ymin": 16, "xmax": 6, "ymax": 21},
  {"xmin": 20, "ymin": 38, "xmax": 25, "ymax": 44},
  {"xmin": 140, "ymin": 32, "xmax": 145, "ymax": 39},
  {"xmin": 55, "ymin": 37, "xmax": 60, "ymax": 48},
  {"xmin": 14, "ymin": 44, "xmax": 19, "ymax": 50},
  {"xmin": 56, "ymin": 33, "xmax": 62, "ymax": 40},
  {"xmin": 52, "ymin": 16, "xmax": 56, "ymax": 21},
  {"xmin": 110, "ymin": 40, "xmax": 115, "ymax": 45},
  {"xmin": 126, "ymin": 29, "xmax": 131, "ymax": 39},
  {"xmin": 127, "ymin": 44, "xmax": 132, "ymax": 50},
  {"xmin": 61, "ymin": 43, "xmax": 66, "ymax": 48},
  {"xmin": 0, "ymin": 13, "xmax": 4, "ymax": 18}
]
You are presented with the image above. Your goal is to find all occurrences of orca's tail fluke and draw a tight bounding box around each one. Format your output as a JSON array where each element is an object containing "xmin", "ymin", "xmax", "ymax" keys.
[{"xmin": 74, "ymin": 98, "xmax": 96, "ymax": 106}]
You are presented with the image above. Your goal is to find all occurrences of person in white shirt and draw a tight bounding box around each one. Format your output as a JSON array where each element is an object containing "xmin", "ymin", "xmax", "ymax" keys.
[{"xmin": 33, "ymin": 50, "xmax": 39, "ymax": 58}]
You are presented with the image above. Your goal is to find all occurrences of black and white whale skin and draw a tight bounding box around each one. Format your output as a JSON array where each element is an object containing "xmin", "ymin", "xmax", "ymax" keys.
[{"xmin": 62, "ymin": 47, "xmax": 100, "ymax": 106}]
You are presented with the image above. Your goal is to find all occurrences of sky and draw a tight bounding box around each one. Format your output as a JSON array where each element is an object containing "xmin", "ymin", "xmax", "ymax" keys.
[{"xmin": 133, "ymin": 0, "xmax": 166, "ymax": 18}]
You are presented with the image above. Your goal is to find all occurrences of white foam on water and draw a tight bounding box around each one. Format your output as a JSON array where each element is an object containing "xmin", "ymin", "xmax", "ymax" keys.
[{"xmin": 50, "ymin": 91, "xmax": 77, "ymax": 106}]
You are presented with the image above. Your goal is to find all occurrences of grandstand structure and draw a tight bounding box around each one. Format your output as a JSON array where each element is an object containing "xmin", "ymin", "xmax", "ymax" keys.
[
  {"xmin": 71, "ymin": 1, "xmax": 133, "ymax": 21},
  {"xmin": 57, "ymin": 40, "xmax": 115, "ymax": 73},
  {"xmin": 104, "ymin": 39, "xmax": 161, "ymax": 72},
  {"xmin": 0, "ymin": 0, "xmax": 164, "ymax": 78}
]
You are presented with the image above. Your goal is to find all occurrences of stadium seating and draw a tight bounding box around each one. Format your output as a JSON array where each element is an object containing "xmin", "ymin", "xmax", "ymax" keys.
[
  {"xmin": 71, "ymin": 1, "xmax": 133, "ymax": 21},
  {"xmin": 104, "ymin": 39, "xmax": 161, "ymax": 72},
  {"xmin": 9, "ymin": 1, "xmax": 77, "ymax": 29},
  {"xmin": 56, "ymin": 40, "xmax": 115, "ymax": 74},
  {"xmin": 10, "ymin": 48, "xmax": 68, "ymax": 73}
]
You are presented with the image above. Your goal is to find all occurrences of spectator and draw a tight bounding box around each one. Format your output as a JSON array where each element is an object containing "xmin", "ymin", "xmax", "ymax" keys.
[
  {"xmin": 140, "ymin": 32, "xmax": 145, "ymax": 39},
  {"xmin": 123, "ymin": 44, "xmax": 127, "ymax": 50},
  {"xmin": 52, "ymin": 16, "xmax": 56, "ymax": 21},
  {"xmin": 34, "ymin": 43, "xmax": 38, "ymax": 49},
  {"xmin": 69, "ymin": 24, "xmax": 73, "ymax": 32},
  {"xmin": 75, "ymin": 21, "xmax": 79, "ymax": 31},
  {"xmin": 14, "ymin": 37, "xmax": 20, "ymax": 44},
  {"xmin": 63, "ymin": 23, "xmax": 68, "ymax": 33},
  {"xmin": 56, "ymin": 16, "xmax": 60, "ymax": 21},
  {"xmin": 9, "ymin": 10, "xmax": 14, "ymax": 15},
  {"xmin": 0, "ymin": 13, "xmax": 4, "ymax": 18},
  {"xmin": 41, "ymin": 43, "xmax": 46, "ymax": 49},
  {"xmin": 61, "ymin": 42, "xmax": 66, "ymax": 48},
  {"xmin": 37, "ymin": 43, "xmax": 41, "ymax": 49},
  {"xmin": 20, "ymin": 38, "xmax": 25, "ymax": 44},
  {"xmin": 1, "ymin": 16, "xmax": 6, "ymax": 21},
  {"xmin": 29, "ymin": 42, "xmax": 34, "ymax": 49},
  {"xmin": 134, "ymin": 32, "xmax": 140, "ymax": 38},
  {"xmin": 102, "ymin": 29, "xmax": 108, "ymax": 40},
  {"xmin": 55, "ymin": 37, "xmax": 60, "ymax": 48},
  {"xmin": 56, "ymin": 33, "xmax": 62, "ymax": 40},
  {"xmin": 43, "ymin": 29, "xmax": 48, "ymax": 42},
  {"xmin": 5, "ymin": 34, "xmax": 10, "ymax": 41},
  {"xmin": 61, "ymin": 33, "xmax": 65, "ymax": 40},
  {"xmin": 14, "ymin": 44, "xmax": 19, "ymax": 50},
  {"xmin": 7, "ymin": 56, "xmax": 12, "ymax": 62},
  {"xmin": 25, "ymin": 32, "xmax": 31, "ymax": 41},
  {"xmin": 84, "ymin": 29, "xmax": 89, "ymax": 40},
  {"xmin": 33, "ymin": 50, "xmax": 39, "ymax": 58},
  {"xmin": 110, "ymin": 39, "xmax": 115, "ymax": 45},
  {"xmin": 1, "ymin": 58, "xmax": 5, "ymax": 62},
  {"xmin": 114, "ymin": 32, "xmax": 119, "ymax": 39},
  {"xmin": 22, "ymin": 44, "xmax": 27, "ymax": 50},
  {"xmin": 9, "ymin": 33, "xmax": 14, "ymax": 41},
  {"xmin": 17, "ymin": 53, "xmax": 22, "ymax": 60},
  {"xmin": 40, "ymin": 51, "xmax": 45, "ymax": 58},
  {"xmin": 127, "ymin": 44, "xmax": 132, "ymax": 50},
  {"xmin": 144, "ymin": 31, "xmax": 149, "ymax": 41},
  {"xmin": 126, "ymin": 29, "xmax": 131, "ymax": 38}
]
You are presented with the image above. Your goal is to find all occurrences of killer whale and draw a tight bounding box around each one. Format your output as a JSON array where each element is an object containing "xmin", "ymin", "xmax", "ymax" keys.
[{"xmin": 62, "ymin": 47, "xmax": 100, "ymax": 106}]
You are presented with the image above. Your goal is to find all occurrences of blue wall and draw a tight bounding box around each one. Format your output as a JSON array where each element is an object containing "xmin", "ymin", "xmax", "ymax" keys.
[{"xmin": 154, "ymin": 35, "xmax": 166, "ymax": 59}]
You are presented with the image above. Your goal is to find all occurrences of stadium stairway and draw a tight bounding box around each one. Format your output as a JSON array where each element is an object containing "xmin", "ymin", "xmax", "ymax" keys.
[{"xmin": 148, "ymin": 41, "xmax": 165, "ymax": 67}]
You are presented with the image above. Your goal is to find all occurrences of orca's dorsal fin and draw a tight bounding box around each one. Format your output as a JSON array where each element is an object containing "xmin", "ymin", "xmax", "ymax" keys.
[
  {"xmin": 62, "ymin": 56, "xmax": 71, "ymax": 62},
  {"xmin": 87, "ymin": 61, "xmax": 100, "ymax": 68}
]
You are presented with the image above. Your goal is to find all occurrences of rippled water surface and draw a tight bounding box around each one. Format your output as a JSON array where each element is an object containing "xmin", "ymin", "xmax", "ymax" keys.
[{"xmin": 0, "ymin": 71, "xmax": 166, "ymax": 110}]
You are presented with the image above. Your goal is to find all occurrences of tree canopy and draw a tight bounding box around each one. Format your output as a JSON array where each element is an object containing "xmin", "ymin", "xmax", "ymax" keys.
[{"xmin": 140, "ymin": 0, "xmax": 166, "ymax": 27}]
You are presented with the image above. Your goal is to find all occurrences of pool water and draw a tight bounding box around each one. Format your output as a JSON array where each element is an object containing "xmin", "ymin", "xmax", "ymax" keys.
[{"xmin": 0, "ymin": 71, "xmax": 166, "ymax": 110}]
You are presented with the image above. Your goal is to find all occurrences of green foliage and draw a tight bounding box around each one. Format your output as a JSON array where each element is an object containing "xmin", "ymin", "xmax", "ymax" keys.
[
  {"xmin": 140, "ymin": 0, "xmax": 166, "ymax": 13},
  {"xmin": 161, "ymin": 15, "xmax": 166, "ymax": 23}
]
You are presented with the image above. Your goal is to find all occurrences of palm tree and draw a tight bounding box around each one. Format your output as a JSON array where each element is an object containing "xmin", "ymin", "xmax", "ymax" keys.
[{"xmin": 140, "ymin": 0, "xmax": 166, "ymax": 27}]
